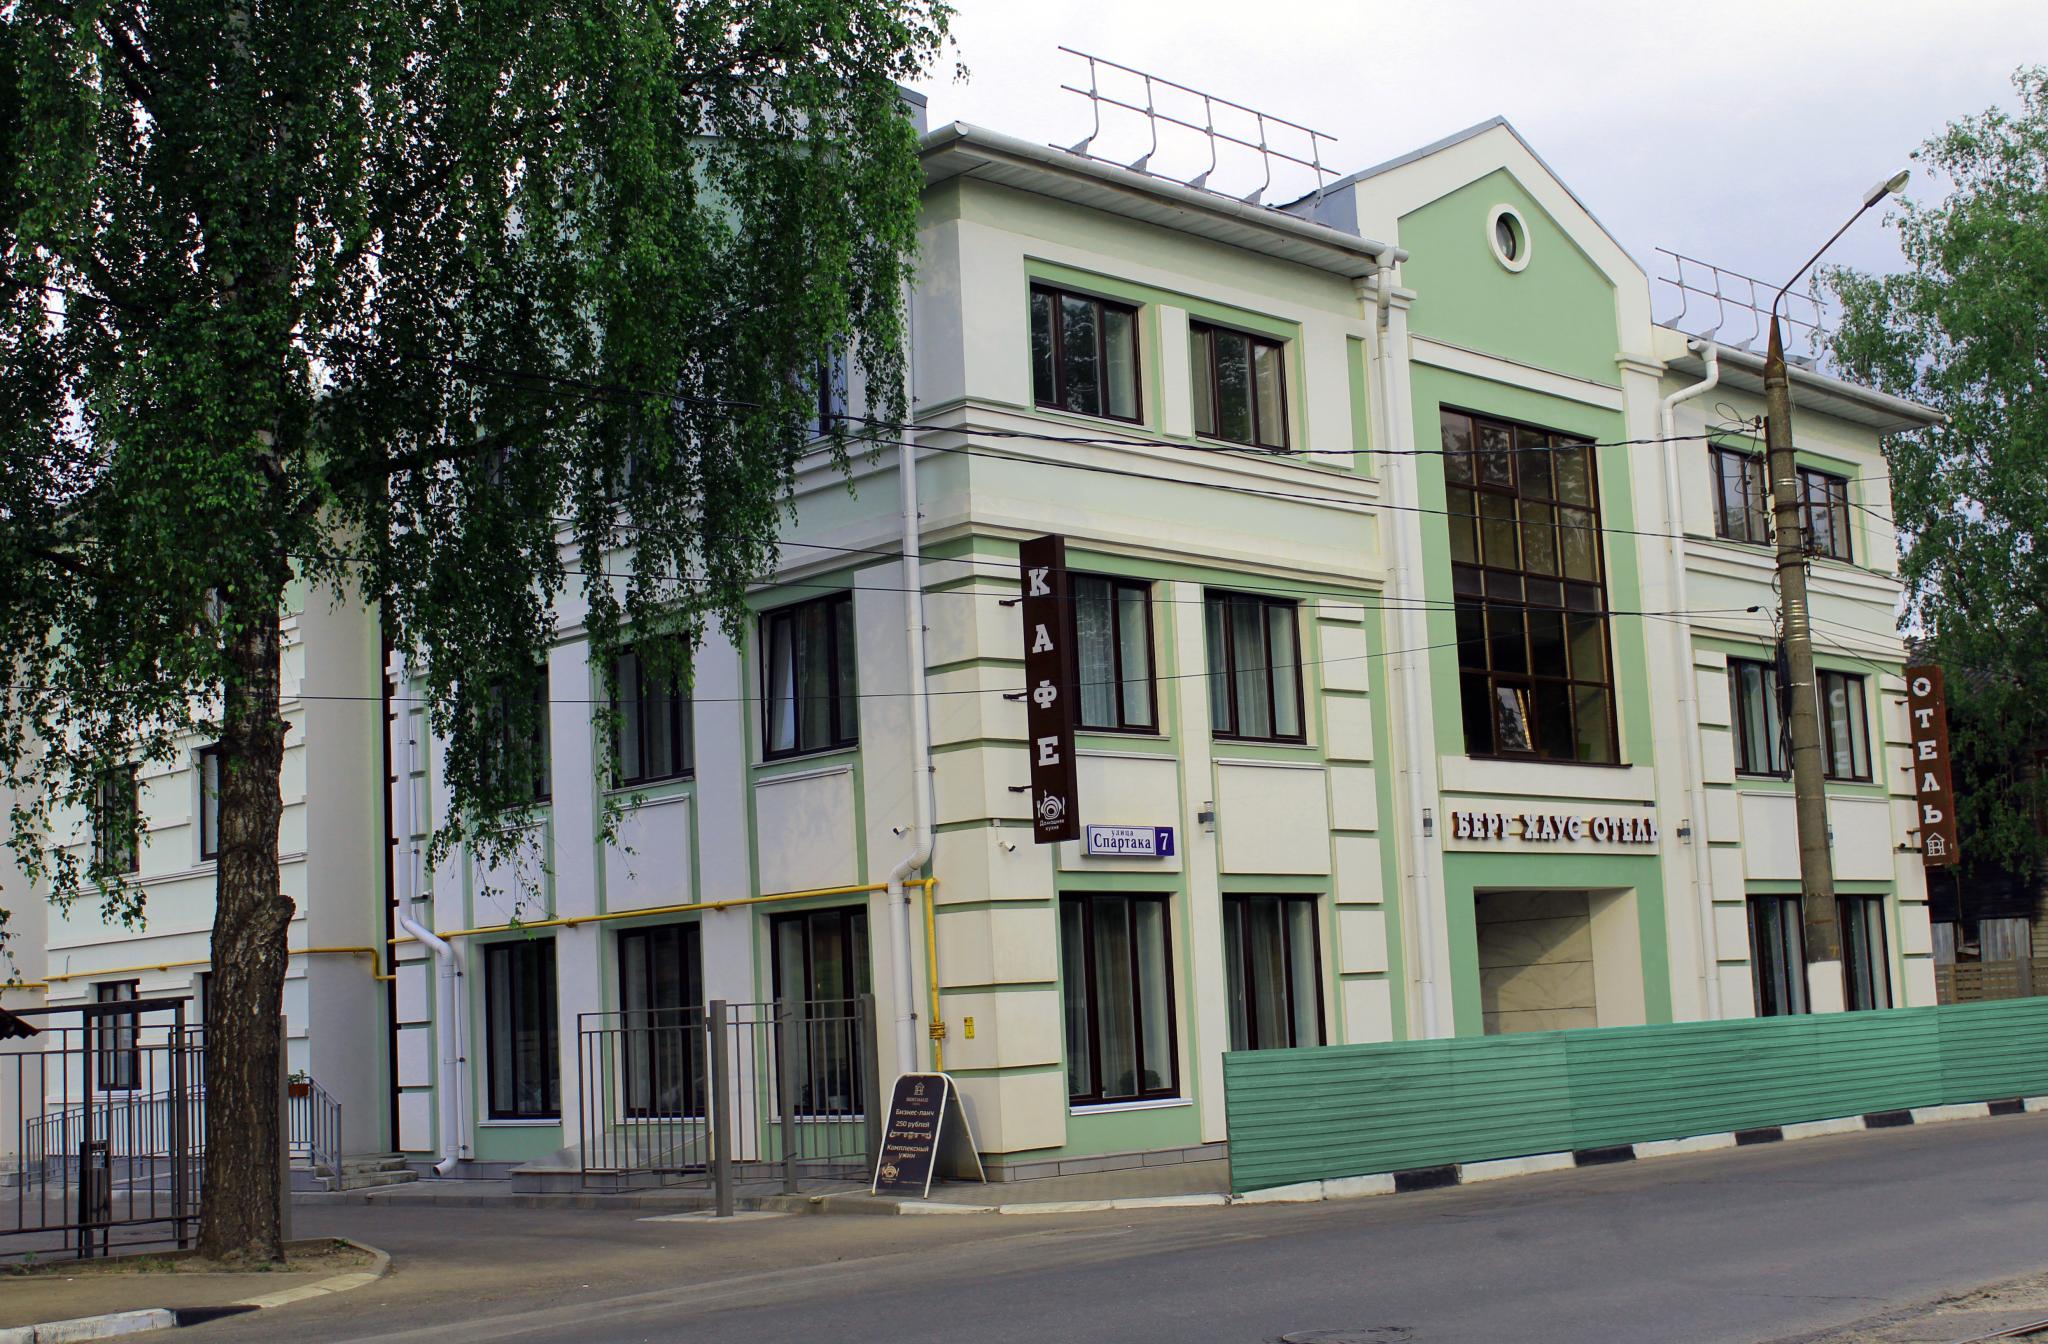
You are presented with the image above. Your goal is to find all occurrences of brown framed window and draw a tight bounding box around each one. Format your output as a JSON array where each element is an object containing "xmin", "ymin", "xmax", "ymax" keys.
[
  {"xmin": 761, "ymin": 593, "xmax": 858, "ymax": 759},
  {"xmin": 94, "ymin": 980, "xmax": 139, "ymax": 1092},
  {"xmin": 1840, "ymin": 896, "xmax": 1891, "ymax": 1011},
  {"xmin": 769, "ymin": 906, "xmax": 870, "ymax": 1115},
  {"xmin": 1799, "ymin": 467, "xmax": 1852, "ymax": 562},
  {"xmin": 1818, "ymin": 669, "xmax": 1871, "ymax": 782},
  {"xmin": 1728, "ymin": 658, "xmax": 1788, "ymax": 778},
  {"xmin": 1191, "ymin": 323, "xmax": 1288, "ymax": 450},
  {"xmin": 1223, "ymin": 895, "xmax": 1324, "ymax": 1051},
  {"xmin": 1061, "ymin": 893, "xmax": 1178, "ymax": 1104},
  {"xmin": 198, "ymin": 747, "xmax": 221, "ymax": 861},
  {"xmin": 1072, "ymin": 575, "xmax": 1156, "ymax": 733},
  {"xmin": 1204, "ymin": 591, "xmax": 1303, "ymax": 743},
  {"xmin": 485, "ymin": 938, "xmax": 559, "ymax": 1119},
  {"xmin": 617, "ymin": 923, "xmax": 703, "ymax": 1118},
  {"xmin": 613, "ymin": 647, "xmax": 692, "ymax": 786},
  {"xmin": 93, "ymin": 766, "xmax": 139, "ymax": 874},
  {"xmin": 813, "ymin": 351, "xmax": 849, "ymax": 436},
  {"xmin": 1030, "ymin": 284, "xmax": 1140, "ymax": 423},
  {"xmin": 484, "ymin": 665, "xmax": 551, "ymax": 803},
  {"xmin": 1748, "ymin": 896, "xmax": 1807, "ymax": 1017},
  {"xmin": 1712, "ymin": 447, "xmax": 1770, "ymax": 545},
  {"xmin": 1444, "ymin": 408, "xmax": 1618, "ymax": 763}
]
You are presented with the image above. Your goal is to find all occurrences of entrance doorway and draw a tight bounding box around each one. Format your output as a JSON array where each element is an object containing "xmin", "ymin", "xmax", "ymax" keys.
[{"xmin": 1475, "ymin": 889, "xmax": 1644, "ymax": 1034}]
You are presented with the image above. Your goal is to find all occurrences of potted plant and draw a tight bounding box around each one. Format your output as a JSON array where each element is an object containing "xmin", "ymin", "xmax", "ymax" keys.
[{"xmin": 288, "ymin": 1069, "xmax": 311, "ymax": 1099}]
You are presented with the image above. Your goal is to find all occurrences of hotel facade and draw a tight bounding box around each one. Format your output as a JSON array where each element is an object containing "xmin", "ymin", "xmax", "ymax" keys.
[{"xmin": 6, "ymin": 105, "xmax": 1942, "ymax": 1182}]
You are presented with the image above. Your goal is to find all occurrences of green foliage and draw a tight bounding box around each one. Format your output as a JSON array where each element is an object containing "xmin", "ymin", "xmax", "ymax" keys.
[
  {"xmin": 1825, "ymin": 66, "xmax": 2048, "ymax": 883},
  {"xmin": 0, "ymin": 0, "xmax": 951, "ymax": 934}
]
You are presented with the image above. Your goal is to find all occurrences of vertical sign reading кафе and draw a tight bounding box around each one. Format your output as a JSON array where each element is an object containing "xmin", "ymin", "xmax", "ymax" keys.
[
  {"xmin": 1019, "ymin": 534, "xmax": 1079, "ymax": 844},
  {"xmin": 1905, "ymin": 665, "xmax": 1960, "ymax": 866}
]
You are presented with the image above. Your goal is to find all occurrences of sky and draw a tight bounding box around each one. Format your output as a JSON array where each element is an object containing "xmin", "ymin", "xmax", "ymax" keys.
[{"xmin": 908, "ymin": 0, "xmax": 2047, "ymax": 338}]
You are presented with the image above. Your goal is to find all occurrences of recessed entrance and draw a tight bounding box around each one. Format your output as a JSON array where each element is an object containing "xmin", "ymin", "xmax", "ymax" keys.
[{"xmin": 1475, "ymin": 889, "xmax": 1645, "ymax": 1034}]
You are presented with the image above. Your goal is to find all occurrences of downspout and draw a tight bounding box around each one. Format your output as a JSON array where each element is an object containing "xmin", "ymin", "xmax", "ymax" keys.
[
  {"xmin": 392, "ymin": 676, "xmax": 466, "ymax": 1176},
  {"xmin": 1659, "ymin": 340, "xmax": 1722, "ymax": 1019},
  {"xmin": 1366, "ymin": 261, "xmax": 1442, "ymax": 1039},
  {"xmin": 884, "ymin": 281, "xmax": 935, "ymax": 1075}
]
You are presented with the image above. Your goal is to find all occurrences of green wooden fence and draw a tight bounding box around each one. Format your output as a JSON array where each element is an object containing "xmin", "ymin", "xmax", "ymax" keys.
[{"xmin": 1224, "ymin": 997, "xmax": 2048, "ymax": 1194}]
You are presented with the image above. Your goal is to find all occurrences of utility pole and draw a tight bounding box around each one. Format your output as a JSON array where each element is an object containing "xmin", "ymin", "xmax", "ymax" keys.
[{"xmin": 1764, "ymin": 168, "xmax": 1909, "ymax": 1014}]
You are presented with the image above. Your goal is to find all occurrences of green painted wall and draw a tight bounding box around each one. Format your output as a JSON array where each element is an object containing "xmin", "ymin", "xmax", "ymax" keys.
[
  {"xmin": 1225, "ymin": 995, "xmax": 2048, "ymax": 1193},
  {"xmin": 1398, "ymin": 169, "xmax": 1620, "ymax": 387}
]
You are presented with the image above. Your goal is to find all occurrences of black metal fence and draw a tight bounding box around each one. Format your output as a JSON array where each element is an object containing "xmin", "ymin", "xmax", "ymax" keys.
[
  {"xmin": 578, "ymin": 995, "xmax": 880, "ymax": 1212},
  {"xmin": 3, "ymin": 999, "xmax": 203, "ymax": 1260}
]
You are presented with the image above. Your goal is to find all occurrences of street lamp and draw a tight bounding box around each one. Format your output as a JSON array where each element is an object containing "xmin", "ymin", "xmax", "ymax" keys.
[{"xmin": 1762, "ymin": 168, "xmax": 1909, "ymax": 1013}]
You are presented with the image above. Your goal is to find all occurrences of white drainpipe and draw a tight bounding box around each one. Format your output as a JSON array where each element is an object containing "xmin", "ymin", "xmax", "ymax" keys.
[
  {"xmin": 1366, "ymin": 262, "xmax": 1443, "ymax": 1039},
  {"xmin": 393, "ymin": 684, "xmax": 466, "ymax": 1175},
  {"xmin": 884, "ymin": 283, "xmax": 935, "ymax": 1074},
  {"xmin": 1659, "ymin": 340, "xmax": 1723, "ymax": 1020}
]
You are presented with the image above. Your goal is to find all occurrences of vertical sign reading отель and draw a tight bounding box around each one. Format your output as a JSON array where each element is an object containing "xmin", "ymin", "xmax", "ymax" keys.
[
  {"xmin": 1906, "ymin": 665, "xmax": 1960, "ymax": 867},
  {"xmin": 1019, "ymin": 534, "xmax": 1079, "ymax": 844}
]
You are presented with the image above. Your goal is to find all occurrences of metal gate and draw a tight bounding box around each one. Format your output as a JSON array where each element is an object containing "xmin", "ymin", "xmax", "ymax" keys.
[
  {"xmin": 2, "ymin": 999, "xmax": 203, "ymax": 1260},
  {"xmin": 578, "ymin": 994, "xmax": 880, "ymax": 1210}
]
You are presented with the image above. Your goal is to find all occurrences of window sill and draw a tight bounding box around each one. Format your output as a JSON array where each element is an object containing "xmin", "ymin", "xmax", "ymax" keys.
[
  {"xmin": 478, "ymin": 1118, "xmax": 561, "ymax": 1128},
  {"xmin": 1464, "ymin": 753, "xmax": 1630, "ymax": 770},
  {"xmin": 753, "ymin": 754, "xmax": 857, "ymax": 776},
  {"xmin": 1070, "ymin": 1096, "xmax": 1191, "ymax": 1115}
]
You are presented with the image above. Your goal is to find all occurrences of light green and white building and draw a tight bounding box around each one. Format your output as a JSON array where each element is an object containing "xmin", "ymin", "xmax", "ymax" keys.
[{"xmin": 11, "ymin": 103, "xmax": 1941, "ymax": 1183}]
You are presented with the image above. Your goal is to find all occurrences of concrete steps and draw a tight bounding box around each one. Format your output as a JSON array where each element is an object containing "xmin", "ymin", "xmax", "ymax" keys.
[{"xmin": 293, "ymin": 1153, "xmax": 420, "ymax": 1193}]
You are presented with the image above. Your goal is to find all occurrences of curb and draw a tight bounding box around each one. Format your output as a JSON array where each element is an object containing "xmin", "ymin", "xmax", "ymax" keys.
[
  {"xmin": 0, "ymin": 1239, "xmax": 390, "ymax": 1344},
  {"xmin": 1227, "ymin": 1094, "xmax": 2044, "ymax": 1208}
]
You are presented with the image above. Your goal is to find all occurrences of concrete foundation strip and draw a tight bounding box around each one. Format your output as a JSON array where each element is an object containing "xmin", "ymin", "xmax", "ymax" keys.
[{"xmin": 0, "ymin": 1238, "xmax": 390, "ymax": 1344}]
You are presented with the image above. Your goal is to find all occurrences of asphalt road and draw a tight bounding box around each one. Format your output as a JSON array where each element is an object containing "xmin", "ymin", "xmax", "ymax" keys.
[{"xmin": 189, "ymin": 1111, "xmax": 2048, "ymax": 1344}]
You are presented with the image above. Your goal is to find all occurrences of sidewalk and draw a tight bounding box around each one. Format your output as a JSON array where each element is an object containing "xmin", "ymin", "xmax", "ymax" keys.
[{"xmin": 0, "ymin": 1239, "xmax": 379, "ymax": 1332}]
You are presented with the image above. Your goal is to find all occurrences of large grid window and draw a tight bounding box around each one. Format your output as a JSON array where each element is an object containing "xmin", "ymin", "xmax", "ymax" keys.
[
  {"xmin": 1223, "ymin": 895, "xmax": 1323, "ymax": 1052},
  {"xmin": 1073, "ymin": 575, "xmax": 1156, "ymax": 733},
  {"xmin": 94, "ymin": 767, "xmax": 139, "ymax": 874},
  {"xmin": 1800, "ymin": 467, "xmax": 1853, "ymax": 562},
  {"xmin": 198, "ymin": 747, "xmax": 221, "ymax": 861},
  {"xmin": 94, "ymin": 981, "xmax": 139, "ymax": 1092},
  {"xmin": 1729, "ymin": 658, "xmax": 1787, "ymax": 777},
  {"xmin": 1444, "ymin": 409, "xmax": 1617, "ymax": 763},
  {"xmin": 761, "ymin": 594, "xmax": 858, "ymax": 759},
  {"xmin": 1061, "ymin": 893, "xmax": 1177, "ymax": 1105},
  {"xmin": 1191, "ymin": 323, "xmax": 1288, "ymax": 450},
  {"xmin": 614, "ymin": 648, "xmax": 693, "ymax": 786},
  {"xmin": 1030, "ymin": 285, "xmax": 1140, "ymax": 422},
  {"xmin": 1204, "ymin": 591, "xmax": 1303, "ymax": 743},
  {"xmin": 1840, "ymin": 896, "xmax": 1892, "ymax": 1011},
  {"xmin": 1712, "ymin": 447, "xmax": 1770, "ymax": 545},
  {"xmin": 485, "ymin": 938, "xmax": 560, "ymax": 1120},
  {"xmin": 1819, "ymin": 670, "xmax": 1872, "ymax": 782},
  {"xmin": 618, "ymin": 923, "xmax": 703, "ymax": 1118},
  {"xmin": 770, "ymin": 907, "xmax": 870, "ymax": 1115},
  {"xmin": 1749, "ymin": 896, "xmax": 1808, "ymax": 1018}
]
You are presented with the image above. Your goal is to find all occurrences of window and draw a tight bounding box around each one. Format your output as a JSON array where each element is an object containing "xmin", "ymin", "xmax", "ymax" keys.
[
  {"xmin": 1712, "ymin": 447, "xmax": 1770, "ymax": 545},
  {"xmin": 485, "ymin": 939, "xmax": 559, "ymax": 1119},
  {"xmin": 813, "ymin": 351, "xmax": 849, "ymax": 435},
  {"xmin": 1840, "ymin": 896, "xmax": 1891, "ymax": 1011},
  {"xmin": 1223, "ymin": 895, "xmax": 1323, "ymax": 1052},
  {"xmin": 1748, "ymin": 896, "xmax": 1808, "ymax": 1017},
  {"xmin": 1729, "ymin": 658, "xmax": 1787, "ymax": 778},
  {"xmin": 1060, "ymin": 893, "xmax": 1177, "ymax": 1105},
  {"xmin": 1444, "ymin": 409, "xmax": 1617, "ymax": 763},
  {"xmin": 761, "ymin": 594, "xmax": 858, "ymax": 759},
  {"xmin": 1191, "ymin": 323, "xmax": 1288, "ymax": 450},
  {"xmin": 198, "ymin": 747, "xmax": 221, "ymax": 861},
  {"xmin": 1204, "ymin": 591, "xmax": 1303, "ymax": 743},
  {"xmin": 93, "ymin": 767, "xmax": 139, "ymax": 874},
  {"xmin": 1073, "ymin": 575, "xmax": 1156, "ymax": 733},
  {"xmin": 94, "ymin": 981, "xmax": 140, "ymax": 1091},
  {"xmin": 1818, "ymin": 670, "xmax": 1871, "ymax": 782},
  {"xmin": 617, "ymin": 923, "xmax": 703, "ymax": 1118},
  {"xmin": 1799, "ymin": 467, "xmax": 1852, "ymax": 562},
  {"xmin": 484, "ymin": 666, "xmax": 551, "ymax": 803},
  {"xmin": 613, "ymin": 648, "xmax": 692, "ymax": 786},
  {"xmin": 1030, "ymin": 284, "xmax": 1139, "ymax": 422},
  {"xmin": 770, "ymin": 907, "xmax": 870, "ymax": 1115}
]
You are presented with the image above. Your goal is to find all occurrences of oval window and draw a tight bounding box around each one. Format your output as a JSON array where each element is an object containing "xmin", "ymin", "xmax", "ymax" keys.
[{"xmin": 1487, "ymin": 205, "xmax": 1531, "ymax": 272}]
